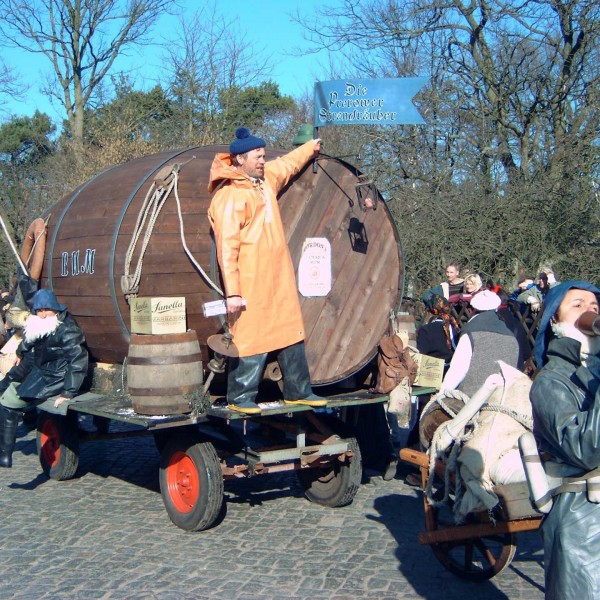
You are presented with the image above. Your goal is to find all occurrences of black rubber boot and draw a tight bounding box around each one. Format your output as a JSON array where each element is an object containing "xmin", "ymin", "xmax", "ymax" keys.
[
  {"xmin": 277, "ymin": 342, "xmax": 326, "ymax": 406},
  {"xmin": 226, "ymin": 353, "xmax": 268, "ymax": 413},
  {"xmin": 0, "ymin": 405, "xmax": 20, "ymax": 468}
]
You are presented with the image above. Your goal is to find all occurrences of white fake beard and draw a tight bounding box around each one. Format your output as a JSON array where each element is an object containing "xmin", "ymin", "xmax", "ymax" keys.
[
  {"xmin": 23, "ymin": 314, "xmax": 61, "ymax": 344},
  {"xmin": 551, "ymin": 321, "xmax": 600, "ymax": 364}
]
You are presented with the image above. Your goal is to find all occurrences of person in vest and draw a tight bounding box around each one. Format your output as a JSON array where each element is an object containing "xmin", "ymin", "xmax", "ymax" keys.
[
  {"xmin": 207, "ymin": 128, "xmax": 326, "ymax": 414},
  {"xmin": 0, "ymin": 289, "xmax": 88, "ymax": 468},
  {"xmin": 530, "ymin": 281, "xmax": 600, "ymax": 599},
  {"xmin": 439, "ymin": 290, "xmax": 520, "ymax": 397}
]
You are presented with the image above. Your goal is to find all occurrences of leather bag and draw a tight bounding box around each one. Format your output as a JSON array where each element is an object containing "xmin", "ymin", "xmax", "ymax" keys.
[{"xmin": 372, "ymin": 333, "xmax": 418, "ymax": 394}]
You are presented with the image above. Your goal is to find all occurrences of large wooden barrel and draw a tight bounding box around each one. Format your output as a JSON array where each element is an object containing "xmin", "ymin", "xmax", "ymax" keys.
[
  {"xmin": 127, "ymin": 331, "xmax": 203, "ymax": 415},
  {"xmin": 39, "ymin": 145, "xmax": 404, "ymax": 385}
]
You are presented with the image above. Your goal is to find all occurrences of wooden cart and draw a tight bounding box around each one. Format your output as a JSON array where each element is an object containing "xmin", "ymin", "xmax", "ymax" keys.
[
  {"xmin": 400, "ymin": 446, "xmax": 543, "ymax": 581},
  {"xmin": 31, "ymin": 388, "xmax": 432, "ymax": 532}
]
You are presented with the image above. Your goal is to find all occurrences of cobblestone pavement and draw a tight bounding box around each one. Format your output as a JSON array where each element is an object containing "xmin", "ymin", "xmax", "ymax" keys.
[{"xmin": 0, "ymin": 416, "xmax": 545, "ymax": 600}]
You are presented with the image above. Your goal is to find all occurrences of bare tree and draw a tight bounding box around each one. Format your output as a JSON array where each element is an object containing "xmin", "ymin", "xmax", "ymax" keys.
[
  {"xmin": 0, "ymin": 0, "xmax": 172, "ymax": 140},
  {"xmin": 295, "ymin": 0, "xmax": 600, "ymax": 288},
  {"xmin": 163, "ymin": 3, "xmax": 274, "ymax": 146},
  {"xmin": 0, "ymin": 58, "xmax": 25, "ymax": 116}
]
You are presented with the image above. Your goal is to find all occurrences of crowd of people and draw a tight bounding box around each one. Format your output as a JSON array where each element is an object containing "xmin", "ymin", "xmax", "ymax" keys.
[{"xmin": 415, "ymin": 263, "xmax": 547, "ymax": 380}]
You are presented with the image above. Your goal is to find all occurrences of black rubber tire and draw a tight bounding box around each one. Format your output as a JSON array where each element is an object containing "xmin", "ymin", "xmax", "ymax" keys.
[
  {"xmin": 159, "ymin": 434, "xmax": 224, "ymax": 531},
  {"xmin": 296, "ymin": 417, "xmax": 362, "ymax": 508},
  {"xmin": 36, "ymin": 412, "xmax": 80, "ymax": 481}
]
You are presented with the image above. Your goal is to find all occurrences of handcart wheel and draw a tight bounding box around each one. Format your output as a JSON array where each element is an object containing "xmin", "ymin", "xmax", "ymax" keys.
[
  {"xmin": 36, "ymin": 412, "xmax": 80, "ymax": 481},
  {"xmin": 430, "ymin": 504, "xmax": 517, "ymax": 581},
  {"xmin": 296, "ymin": 416, "xmax": 362, "ymax": 508},
  {"xmin": 400, "ymin": 447, "xmax": 521, "ymax": 581},
  {"xmin": 159, "ymin": 433, "xmax": 224, "ymax": 531}
]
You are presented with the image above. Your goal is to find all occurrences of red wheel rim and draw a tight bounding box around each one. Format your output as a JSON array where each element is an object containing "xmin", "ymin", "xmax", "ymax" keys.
[
  {"xmin": 166, "ymin": 450, "xmax": 200, "ymax": 514},
  {"xmin": 40, "ymin": 420, "xmax": 61, "ymax": 468}
]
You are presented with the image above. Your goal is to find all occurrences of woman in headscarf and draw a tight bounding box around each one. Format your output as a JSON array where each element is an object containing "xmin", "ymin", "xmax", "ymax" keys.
[
  {"xmin": 416, "ymin": 293, "xmax": 460, "ymax": 372},
  {"xmin": 530, "ymin": 281, "xmax": 600, "ymax": 599}
]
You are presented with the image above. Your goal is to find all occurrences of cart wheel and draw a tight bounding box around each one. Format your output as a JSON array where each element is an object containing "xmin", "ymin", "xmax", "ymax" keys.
[
  {"xmin": 36, "ymin": 412, "xmax": 79, "ymax": 481},
  {"xmin": 297, "ymin": 418, "xmax": 362, "ymax": 507},
  {"xmin": 159, "ymin": 434, "xmax": 224, "ymax": 531},
  {"xmin": 430, "ymin": 505, "xmax": 517, "ymax": 580}
]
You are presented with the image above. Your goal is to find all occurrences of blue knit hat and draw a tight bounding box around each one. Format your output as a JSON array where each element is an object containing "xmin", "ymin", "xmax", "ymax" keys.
[
  {"xmin": 534, "ymin": 280, "xmax": 600, "ymax": 367},
  {"xmin": 229, "ymin": 127, "xmax": 266, "ymax": 155},
  {"xmin": 32, "ymin": 289, "xmax": 67, "ymax": 313}
]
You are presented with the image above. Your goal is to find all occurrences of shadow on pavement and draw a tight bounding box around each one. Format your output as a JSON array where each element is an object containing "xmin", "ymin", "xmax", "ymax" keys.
[
  {"xmin": 224, "ymin": 471, "xmax": 305, "ymax": 507},
  {"xmin": 369, "ymin": 491, "xmax": 536, "ymax": 599}
]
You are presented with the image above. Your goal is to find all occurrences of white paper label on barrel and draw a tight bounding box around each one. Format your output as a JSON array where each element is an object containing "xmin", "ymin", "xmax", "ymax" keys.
[{"xmin": 298, "ymin": 238, "xmax": 332, "ymax": 297}]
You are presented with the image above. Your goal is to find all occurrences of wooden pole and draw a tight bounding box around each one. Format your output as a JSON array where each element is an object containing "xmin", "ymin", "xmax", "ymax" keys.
[{"xmin": 0, "ymin": 213, "xmax": 29, "ymax": 276}]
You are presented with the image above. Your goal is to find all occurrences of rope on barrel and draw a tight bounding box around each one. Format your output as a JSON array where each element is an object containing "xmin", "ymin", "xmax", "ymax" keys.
[
  {"xmin": 121, "ymin": 157, "xmax": 224, "ymax": 301},
  {"xmin": 172, "ymin": 167, "xmax": 223, "ymax": 297},
  {"xmin": 121, "ymin": 165, "xmax": 177, "ymax": 300}
]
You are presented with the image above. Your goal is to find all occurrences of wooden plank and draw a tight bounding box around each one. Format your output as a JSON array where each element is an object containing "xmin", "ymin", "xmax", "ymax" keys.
[{"xmin": 418, "ymin": 518, "xmax": 542, "ymax": 545}]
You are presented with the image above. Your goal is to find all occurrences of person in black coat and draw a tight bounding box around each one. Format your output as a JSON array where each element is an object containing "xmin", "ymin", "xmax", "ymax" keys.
[
  {"xmin": 530, "ymin": 281, "xmax": 600, "ymax": 598},
  {"xmin": 0, "ymin": 289, "xmax": 88, "ymax": 468}
]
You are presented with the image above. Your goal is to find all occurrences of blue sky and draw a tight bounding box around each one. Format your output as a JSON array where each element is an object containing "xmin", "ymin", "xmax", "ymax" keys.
[{"xmin": 0, "ymin": 0, "xmax": 331, "ymax": 125}]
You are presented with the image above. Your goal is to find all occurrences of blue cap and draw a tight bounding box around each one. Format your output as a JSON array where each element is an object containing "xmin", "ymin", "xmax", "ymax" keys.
[
  {"xmin": 32, "ymin": 289, "xmax": 67, "ymax": 313},
  {"xmin": 534, "ymin": 280, "xmax": 600, "ymax": 367},
  {"xmin": 229, "ymin": 127, "xmax": 266, "ymax": 155}
]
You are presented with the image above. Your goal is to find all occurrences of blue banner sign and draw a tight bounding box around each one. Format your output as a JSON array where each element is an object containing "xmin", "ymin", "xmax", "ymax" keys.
[{"xmin": 314, "ymin": 78, "xmax": 426, "ymax": 127}]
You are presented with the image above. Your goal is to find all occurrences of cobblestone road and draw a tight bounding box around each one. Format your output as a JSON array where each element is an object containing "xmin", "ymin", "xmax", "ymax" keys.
[{"xmin": 0, "ymin": 416, "xmax": 545, "ymax": 599}]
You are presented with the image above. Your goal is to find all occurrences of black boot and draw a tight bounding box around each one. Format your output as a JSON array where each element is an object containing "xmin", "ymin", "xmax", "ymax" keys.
[
  {"xmin": 0, "ymin": 405, "xmax": 20, "ymax": 468},
  {"xmin": 277, "ymin": 342, "xmax": 327, "ymax": 407},
  {"xmin": 226, "ymin": 354, "xmax": 268, "ymax": 414}
]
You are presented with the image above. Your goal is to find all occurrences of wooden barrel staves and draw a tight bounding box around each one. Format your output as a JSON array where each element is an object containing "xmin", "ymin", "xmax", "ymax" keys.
[
  {"xmin": 127, "ymin": 331, "xmax": 203, "ymax": 415},
  {"xmin": 39, "ymin": 145, "xmax": 404, "ymax": 385}
]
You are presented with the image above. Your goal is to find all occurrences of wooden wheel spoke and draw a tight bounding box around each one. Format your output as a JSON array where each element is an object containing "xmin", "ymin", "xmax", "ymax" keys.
[
  {"xmin": 473, "ymin": 538, "xmax": 497, "ymax": 568},
  {"xmin": 463, "ymin": 540, "xmax": 475, "ymax": 570}
]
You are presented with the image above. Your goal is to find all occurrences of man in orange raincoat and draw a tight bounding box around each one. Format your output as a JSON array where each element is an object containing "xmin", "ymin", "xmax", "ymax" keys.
[{"xmin": 208, "ymin": 128, "xmax": 327, "ymax": 414}]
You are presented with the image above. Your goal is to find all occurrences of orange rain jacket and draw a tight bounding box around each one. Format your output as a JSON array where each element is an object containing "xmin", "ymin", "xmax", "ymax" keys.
[{"xmin": 207, "ymin": 141, "xmax": 316, "ymax": 357}]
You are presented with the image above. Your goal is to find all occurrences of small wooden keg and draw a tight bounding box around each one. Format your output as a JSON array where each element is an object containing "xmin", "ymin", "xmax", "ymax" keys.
[
  {"xmin": 127, "ymin": 331, "xmax": 203, "ymax": 415},
  {"xmin": 418, "ymin": 395, "xmax": 465, "ymax": 449}
]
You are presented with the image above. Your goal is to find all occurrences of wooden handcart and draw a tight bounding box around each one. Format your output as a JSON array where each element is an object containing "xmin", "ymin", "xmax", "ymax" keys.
[{"xmin": 400, "ymin": 446, "xmax": 543, "ymax": 581}]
